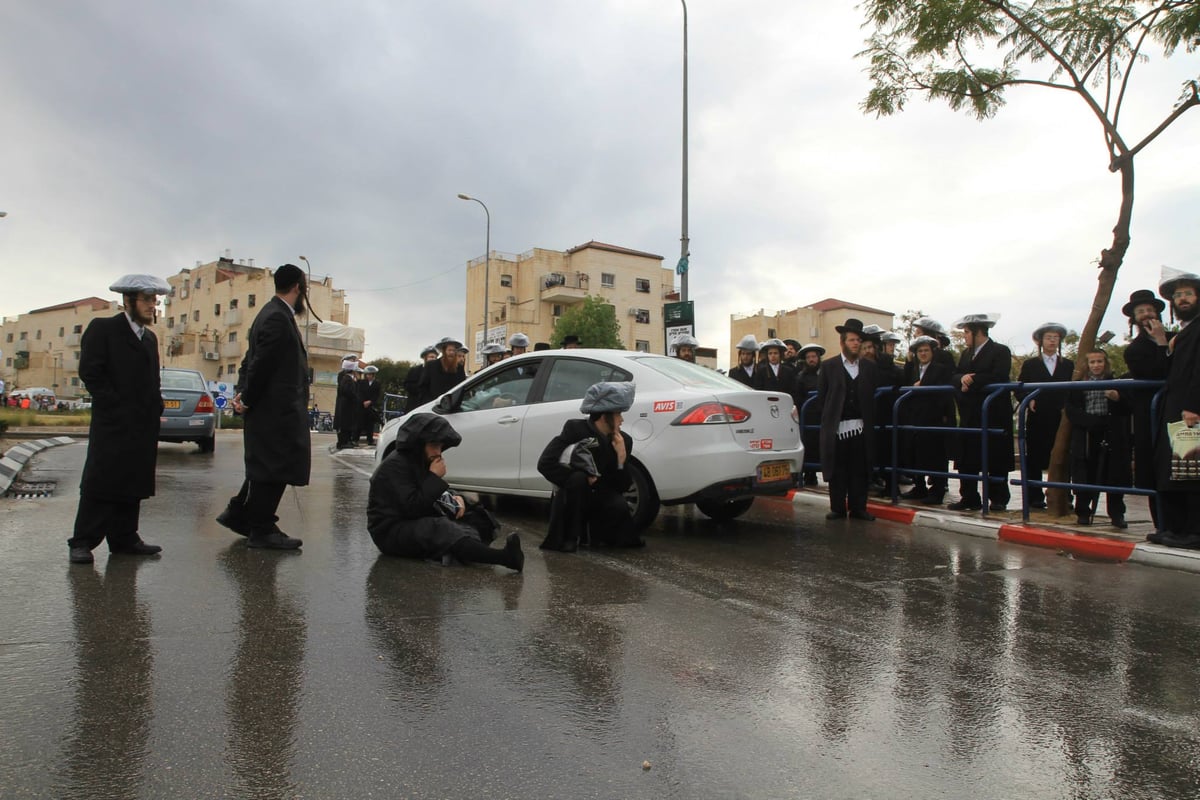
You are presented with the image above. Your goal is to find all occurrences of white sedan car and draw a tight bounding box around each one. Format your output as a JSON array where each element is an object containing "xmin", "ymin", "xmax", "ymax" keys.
[{"xmin": 374, "ymin": 349, "xmax": 803, "ymax": 527}]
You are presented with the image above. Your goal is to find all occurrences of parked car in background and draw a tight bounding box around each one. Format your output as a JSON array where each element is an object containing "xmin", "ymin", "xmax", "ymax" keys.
[
  {"xmin": 159, "ymin": 367, "xmax": 216, "ymax": 452},
  {"xmin": 374, "ymin": 350, "xmax": 804, "ymax": 527}
]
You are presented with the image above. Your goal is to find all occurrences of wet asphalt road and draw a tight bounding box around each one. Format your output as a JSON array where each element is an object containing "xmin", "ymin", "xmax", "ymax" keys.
[{"xmin": 2, "ymin": 434, "xmax": 1199, "ymax": 799}]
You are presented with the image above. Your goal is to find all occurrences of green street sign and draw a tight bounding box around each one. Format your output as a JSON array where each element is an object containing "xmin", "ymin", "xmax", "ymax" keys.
[{"xmin": 663, "ymin": 301, "xmax": 694, "ymax": 325}]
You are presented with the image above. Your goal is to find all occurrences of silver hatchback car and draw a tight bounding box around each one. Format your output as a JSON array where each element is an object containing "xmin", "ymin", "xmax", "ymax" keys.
[{"xmin": 159, "ymin": 367, "xmax": 217, "ymax": 452}]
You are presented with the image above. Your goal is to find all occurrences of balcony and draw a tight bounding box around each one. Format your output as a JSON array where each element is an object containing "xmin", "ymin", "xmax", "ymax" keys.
[
  {"xmin": 540, "ymin": 272, "xmax": 589, "ymax": 303},
  {"xmin": 224, "ymin": 308, "xmax": 242, "ymax": 326},
  {"xmin": 222, "ymin": 341, "xmax": 243, "ymax": 359},
  {"xmin": 66, "ymin": 333, "xmax": 82, "ymax": 347}
]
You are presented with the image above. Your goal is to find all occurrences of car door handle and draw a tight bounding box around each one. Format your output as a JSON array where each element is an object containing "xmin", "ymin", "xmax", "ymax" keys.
[{"xmin": 497, "ymin": 416, "xmax": 520, "ymax": 425}]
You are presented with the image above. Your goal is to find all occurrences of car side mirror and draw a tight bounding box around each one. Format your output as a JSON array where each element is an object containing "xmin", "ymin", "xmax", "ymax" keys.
[{"xmin": 435, "ymin": 392, "xmax": 458, "ymax": 413}]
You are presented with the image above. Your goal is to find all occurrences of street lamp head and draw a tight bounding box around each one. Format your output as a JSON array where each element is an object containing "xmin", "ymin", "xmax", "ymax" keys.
[
  {"xmin": 0, "ymin": 211, "xmax": 7, "ymax": 218},
  {"xmin": 457, "ymin": 193, "xmax": 472, "ymax": 201}
]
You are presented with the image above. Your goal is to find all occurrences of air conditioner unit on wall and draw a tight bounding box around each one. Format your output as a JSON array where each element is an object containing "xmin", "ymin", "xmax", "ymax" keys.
[
  {"xmin": 181, "ymin": 288, "xmax": 188, "ymax": 299},
  {"xmin": 163, "ymin": 296, "xmax": 171, "ymax": 306},
  {"xmin": 203, "ymin": 352, "xmax": 220, "ymax": 361},
  {"xmin": 628, "ymin": 308, "xmax": 639, "ymax": 317}
]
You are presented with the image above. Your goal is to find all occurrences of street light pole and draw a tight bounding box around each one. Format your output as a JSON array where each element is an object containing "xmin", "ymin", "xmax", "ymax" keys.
[
  {"xmin": 679, "ymin": 0, "xmax": 690, "ymax": 303},
  {"xmin": 298, "ymin": 255, "xmax": 313, "ymax": 353},
  {"xmin": 457, "ymin": 194, "xmax": 491, "ymax": 350}
]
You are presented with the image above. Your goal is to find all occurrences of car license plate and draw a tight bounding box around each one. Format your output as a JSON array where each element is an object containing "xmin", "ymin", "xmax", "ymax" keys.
[
  {"xmin": 164, "ymin": 400, "xmax": 181, "ymax": 409},
  {"xmin": 756, "ymin": 460, "xmax": 791, "ymax": 484}
]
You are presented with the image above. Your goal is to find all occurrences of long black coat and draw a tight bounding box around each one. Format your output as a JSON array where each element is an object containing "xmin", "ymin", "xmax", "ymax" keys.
[
  {"xmin": 753, "ymin": 362, "xmax": 795, "ymax": 392},
  {"xmin": 416, "ymin": 358, "xmax": 466, "ymax": 408},
  {"xmin": 236, "ymin": 296, "xmax": 311, "ymax": 486},
  {"xmin": 1155, "ymin": 320, "xmax": 1200, "ymax": 488},
  {"xmin": 403, "ymin": 363, "xmax": 425, "ymax": 412},
  {"xmin": 729, "ymin": 363, "xmax": 756, "ymax": 387},
  {"xmin": 334, "ymin": 371, "xmax": 358, "ymax": 431},
  {"xmin": 537, "ymin": 418, "xmax": 634, "ymax": 547},
  {"xmin": 817, "ymin": 357, "xmax": 879, "ymax": 484},
  {"xmin": 954, "ymin": 339, "xmax": 1015, "ymax": 472},
  {"xmin": 78, "ymin": 314, "xmax": 163, "ymax": 500},
  {"xmin": 1124, "ymin": 331, "xmax": 1172, "ymax": 490},
  {"xmin": 358, "ymin": 377, "xmax": 382, "ymax": 429},
  {"xmin": 1016, "ymin": 354, "xmax": 1075, "ymax": 473},
  {"xmin": 901, "ymin": 360, "xmax": 955, "ymax": 472}
]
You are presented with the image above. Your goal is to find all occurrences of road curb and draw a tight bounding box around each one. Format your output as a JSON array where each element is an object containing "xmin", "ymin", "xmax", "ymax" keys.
[
  {"xmin": 0, "ymin": 436, "xmax": 76, "ymax": 495},
  {"xmin": 787, "ymin": 488, "xmax": 1200, "ymax": 574}
]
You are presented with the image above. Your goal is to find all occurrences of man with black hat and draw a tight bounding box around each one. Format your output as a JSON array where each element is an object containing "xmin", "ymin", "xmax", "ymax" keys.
[
  {"xmin": 217, "ymin": 264, "xmax": 312, "ymax": 550},
  {"xmin": 68, "ymin": 274, "xmax": 171, "ymax": 564},
  {"xmin": 729, "ymin": 334, "xmax": 759, "ymax": 386},
  {"xmin": 560, "ymin": 334, "xmax": 582, "ymax": 349},
  {"xmin": 795, "ymin": 344, "xmax": 825, "ymax": 486},
  {"xmin": 416, "ymin": 336, "xmax": 467, "ymax": 407},
  {"xmin": 900, "ymin": 335, "xmax": 955, "ymax": 504},
  {"xmin": 404, "ymin": 346, "xmax": 439, "ymax": 412},
  {"xmin": 818, "ymin": 319, "xmax": 879, "ymax": 520},
  {"xmin": 358, "ymin": 364, "xmax": 383, "ymax": 446},
  {"xmin": 334, "ymin": 354, "xmax": 359, "ymax": 449},
  {"xmin": 1016, "ymin": 322, "xmax": 1074, "ymax": 509},
  {"xmin": 754, "ymin": 339, "xmax": 795, "ymax": 391},
  {"xmin": 782, "ymin": 338, "xmax": 802, "ymax": 369},
  {"xmin": 948, "ymin": 313, "xmax": 1014, "ymax": 512},
  {"xmin": 1122, "ymin": 288, "xmax": 1172, "ymax": 531},
  {"xmin": 1153, "ymin": 268, "xmax": 1200, "ymax": 548}
]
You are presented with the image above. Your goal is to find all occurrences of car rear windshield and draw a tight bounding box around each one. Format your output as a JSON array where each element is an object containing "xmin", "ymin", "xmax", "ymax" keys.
[
  {"xmin": 632, "ymin": 357, "xmax": 748, "ymax": 390},
  {"xmin": 160, "ymin": 370, "xmax": 206, "ymax": 391}
]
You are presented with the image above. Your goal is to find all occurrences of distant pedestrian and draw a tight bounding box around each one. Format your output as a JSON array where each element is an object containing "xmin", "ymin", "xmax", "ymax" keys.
[
  {"xmin": 1016, "ymin": 322, "xmax": 1074, "ymax": 509},
  {"xmin": 215, "ymin": 263, "xmax": 312, "ymax": 551},
  {"xmin": 1153, "ymin": 269, "xmax": 1200, "ymax": 549},
  {"xmin": 673, "ymin": 334, "xmax": 699, "ymax": 363},
  {"xmin": 949, "ymin": 314, "xmax": 1014, "ymax": 512},
  {"xmin": 508, "ymin": 332, "xmax": 531, "ymax": 357},
  {"xmin": 68, "ymin": 274, "xmax": 171, "ymax": 564},
  {"xmin": 795, "ymin": 343, "xmax": 824, "ymax": 486},
  {"xmin": 416, "ymin": 337, "xmax": 467, "ymax": 407},
  {"xmin": 900, "ymin": 335, "xmax": 955, "ymax": 505},
  {"xmin": 1066, "ymin": 350, "xmax": 1130, "ymax": 527},
  {"xmin": 754, "ymin": 339, "xmax": 794, "ymax": 391},
  {"xmin": 481, "ymin": 343, "xmax": 506, "ymax": 368},
  {"xmin": 729, "ymin": 334, "xmax": 759, "ymax": 386},
  {"xmin": 334, "ymin": 354, "xmax": 359, "ymax": 449},
  {"xmin": 818, "ymin": 319, "xmax": 879, "ymax": 520},
  {"xmin": 404, "ymin": 346, "xmax": 439, "ymax": 412},
  {"xmin": 560, "ymin": 335, "xmax": 582, "ymax": 349},
  {"xmin": 358, "ymin": 365, "xmax": 382, "ymax": 446},
  {"xmin": 1122, "ymin": 289, "xmax": 1172, "ymax": 533}
]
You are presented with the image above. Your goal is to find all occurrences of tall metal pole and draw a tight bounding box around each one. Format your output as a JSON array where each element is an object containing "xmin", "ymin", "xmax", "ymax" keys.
[
  {"xmin": 457, "ymin": 194, "xmax": 491, "ymax": 348},
  {"xmin": 298, "ymin": 255, "xmax": 313, "ymax": 353},
  {"xmin": 680, "ymin": 0, "xmax": 690, "ymax": 303}
]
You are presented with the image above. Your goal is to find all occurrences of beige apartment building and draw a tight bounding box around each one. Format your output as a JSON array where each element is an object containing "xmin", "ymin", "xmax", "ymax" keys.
[
  {"xmin": 1, "ymin": 256, "xmax": 363, "ymax": 411},
  {"xmin": 463, "ymin": 241, "xmax": 678, "ymax": 362},
  {"xmin": 729, "ymin": 299, "xmax": 894, "ymax": 367}
]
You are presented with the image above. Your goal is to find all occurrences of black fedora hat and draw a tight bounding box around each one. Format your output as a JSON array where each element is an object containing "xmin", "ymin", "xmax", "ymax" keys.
[
  {"xmin": 835, "ymin": 318, "xmax": 866, "ymax": 335},
  {"xmin": 1122, "ymin": 288, "xmax": 1166, "ymax": 318}
]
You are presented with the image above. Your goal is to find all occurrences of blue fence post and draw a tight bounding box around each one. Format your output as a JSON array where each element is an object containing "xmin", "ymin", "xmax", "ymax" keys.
[
  {"xmin": 801, "ymin": 391, "xmax": 820, "ymax": 479},
  {"xmin": 1014, "ymin": 388, "xmax": 1042, "ymax": 523}
]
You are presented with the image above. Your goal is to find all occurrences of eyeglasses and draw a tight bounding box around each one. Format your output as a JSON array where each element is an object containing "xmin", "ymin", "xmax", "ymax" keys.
[{"xmin": 1173, "ymin": 289, "xmax": 1197, "ymax": 299}]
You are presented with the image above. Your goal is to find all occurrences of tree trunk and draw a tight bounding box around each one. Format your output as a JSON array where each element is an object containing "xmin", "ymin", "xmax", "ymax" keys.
[{"xmin": 1045, "ymin": 159, "xmax": 1134, "ymax": 517}]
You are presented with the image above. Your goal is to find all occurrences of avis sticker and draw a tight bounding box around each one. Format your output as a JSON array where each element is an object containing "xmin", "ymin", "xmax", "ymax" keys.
[
  {"xmin": 653, "ymin": 400, "xmax": 678, "ymax": 413},
  {"xmin": 749, "ymin": 438, "xmax": 774, "ymax": 450}
]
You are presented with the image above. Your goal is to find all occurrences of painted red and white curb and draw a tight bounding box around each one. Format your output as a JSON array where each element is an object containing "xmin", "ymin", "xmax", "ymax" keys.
[{"xmin": 787, "ymin": 489, "xmax": 1200, "ymax": 575}]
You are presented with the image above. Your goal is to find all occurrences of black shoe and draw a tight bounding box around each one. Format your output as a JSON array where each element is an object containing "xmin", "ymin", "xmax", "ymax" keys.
[
  {"xmin": 849, "ymin": 510, "xmax": 876, "ymax": 521},
  {"xmin": 503, "ymin": 533, "xmax": 525, "ymax": 572},
  {"xmin": 1146, "ymin": 531, "xmax": 1165, "ymax": 544},
  {"xmin": 947, "ymin": 500, "xmax": 982, "ymax": 511},
  {"xmin": 919, "ymin": 493, "xmax": 946, "ymax": 506},
  {"xmin": 1076, "ymin": 514, "xmax": 1092, "ymax": 526},
  {"xmin": 1110, "ymin": 516, "xmax": 1128, "ymax": 529},
  {"xmin": 109, "ymin": 540, "xmax": 162, "ymax": 556},
  {"xmin": 825, "ymin": 511, "xmax": 847, "ymax": 520},
  {"xmin": 216, "ymin": 499, "xmax": 251, "ymax": 537},
  {"xmin": 1160, "ymin": 532, "xmax": 1200, "ymax": 549},
  {"xmin": 989, "ymin": 503, "xmax": 1008, "ymax": 512},
  {"xmin": 1029, "ymin": 499, "xmax": 1048, "ymax": 510},
  {"xmin": 900, "ymin": 488, "xmax": 928, "ymax": 500},
  {"xmin": 803, "ymin": 473, "xmax": 818, "ymax": 487},
  {"xmin": 247, "ymin": 528, "xmax": 303, "ymax": 550},
  {"xmin": 69, "ymin": 546, "xmax": 94, "ymax": 564}
]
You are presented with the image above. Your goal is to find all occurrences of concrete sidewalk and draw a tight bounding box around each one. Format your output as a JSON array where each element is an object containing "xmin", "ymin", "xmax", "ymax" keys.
[{"xmin": 790, "ymin": 487, "xmax": 1200, "ymax": 574}]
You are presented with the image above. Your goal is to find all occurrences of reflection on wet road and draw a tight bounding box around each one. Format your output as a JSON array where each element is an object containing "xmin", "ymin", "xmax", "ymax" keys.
[{"xmin": 1, "ymin": 438, "xmax": 1198, "ymax": 798}]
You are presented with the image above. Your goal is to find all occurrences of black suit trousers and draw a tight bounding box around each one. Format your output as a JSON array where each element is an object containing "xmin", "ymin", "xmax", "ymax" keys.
[
  {"xmin": 70, "ymin": 494, "xmax": 141, "ymax": 550},
  {"xmin": 829, "ymin": 434, "xmax": 868, "ymax": 514}
]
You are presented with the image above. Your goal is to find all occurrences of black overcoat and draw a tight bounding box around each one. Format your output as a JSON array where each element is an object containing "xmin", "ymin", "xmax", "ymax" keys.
[
  {"xmin": 817, "ymin": 357, "xmax": 879, "ymax": 484},
  {"xmin": 358, "ymin": 377, "xmax": 383, "ymax": 429},
  {"xmin": 537, "ymin": 418, "xmax": 634, "ymax": 548},
  {"xmin": 334, "ymin": 371, "xmax": 357, "ymax": 431},
  {"xmin": 236, "ymin": 296, "xmax": 311, "ymax": 486},
  {"xmin": 1155, "ymin": 320, "xmax": 1200, "ymax": 488},
  {"xmin": 729, "ymin": 364, "xmax": 756, "ymax": 387},
  {"xmin": 78, "ymin": 313, "xmax": 163, "ymax": 500},
  {"xmin": 1124, "ymin": 332, "xmax": 1172, "ymax": 490},
  {"xmin": 1016, "ymin": 354, "xmax": 1075, "ymax": 472},
  {"xmin": 416, "ymin": 358, "xmax": 466, "ymax": 407},
  {"xmin": 403, "ymin": 363, "xmax": 425, "ymax": 412},
  {"xmin": 901, "ymin": 360, "xmax": 955, "ymax": 473},
  {"xmin": 753, "ymin": 362, "xmax": 796, "ymax": 392},
  {"xmin": 954, "ymin": 339, "xmax": 1015, "ymax": 472}
]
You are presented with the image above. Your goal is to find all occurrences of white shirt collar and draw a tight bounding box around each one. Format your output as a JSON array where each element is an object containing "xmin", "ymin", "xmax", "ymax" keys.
[{"xmin": 124, "ymin": 312, "xmax": 144, "ymax": 340}]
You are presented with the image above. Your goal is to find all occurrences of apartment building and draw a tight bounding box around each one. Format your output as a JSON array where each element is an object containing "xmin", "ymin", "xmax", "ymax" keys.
[
  {"xmin": 463, "ymin": 241, "xmax": 677, "ymax": 361},
  {"xmin": 729, "ymin": 299, "xmax": 894, "ymax": 367},
  {"xmin": 1, "ymin": 256, "xmax": 363, "ymax": 411}
]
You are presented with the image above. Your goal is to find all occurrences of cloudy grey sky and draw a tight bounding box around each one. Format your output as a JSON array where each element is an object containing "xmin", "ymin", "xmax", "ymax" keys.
[{"xmin": 2, "ymin": 1, "xmax": 1197, "ymax": 364}]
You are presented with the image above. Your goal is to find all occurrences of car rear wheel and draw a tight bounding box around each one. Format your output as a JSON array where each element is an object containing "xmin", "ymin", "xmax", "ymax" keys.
[
  {"xmin": 695, "ymin": 497, "xmax": 754, "ymax": 521},
  {"xmin": 198, "ymin": 435, "xmax": 215, "ymax": 453},
  {"xmin": 624, "ymin": 460, "xmax": 660, "ymax": 529}
]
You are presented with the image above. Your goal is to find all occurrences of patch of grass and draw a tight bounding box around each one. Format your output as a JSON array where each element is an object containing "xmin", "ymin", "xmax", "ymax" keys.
[{"xmin": 0, "ymin": 408, "xmax": 91, "ymax": 427}]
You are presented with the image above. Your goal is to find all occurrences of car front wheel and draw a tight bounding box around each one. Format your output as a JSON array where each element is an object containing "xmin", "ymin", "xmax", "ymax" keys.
[
  {"xmin": 695, "ymin": 497, "xmax": 754, "ymax": 521},
  {"xmin": 624, "ymin": 460, "xmax": 660, "ymax": 529}
]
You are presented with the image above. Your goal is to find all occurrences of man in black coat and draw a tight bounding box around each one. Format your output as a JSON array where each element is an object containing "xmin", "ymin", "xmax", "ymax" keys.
[
  {"xmin": 729, "ymin": 334, "xmax": 759, "ymax": 387},
  {"xmin": 1121, "ymin": 288, "xmax": 1172, "ymax": 532},
  {"xmin": 900, "ymin": 335, "xmax": 956, "ymax": 504},
  {"xmin": 403, "ymin": 346, "xmax": 438, "ymax": 412},
  {"xmin": 754, "ymin": 338, "xmax": 795, "ymax": 392},
  {"xmin": 537, "ymin": 382, "xmax": 643, "ymax": 550},
  {"xmin": 795, "ymin": 343, "xmax": 824, "ymax": 486},
  {"xmin": 949, "ymin": 314, "xmax": 1014, "ymax": 511},
  {"xmin": 68, "ymin": 274, "xmax": 171, "ymax": 564},
  {"xmin": 357, "ymin": 365, "xmax": 383, "ymax": 446},
  {"xmin": 818, "ymin": 319, "xmax": 879, "ymax": 521},
  {"xmin": 334, "ymin": 355, "xmax": 359, "ymax": 449},
  {"xmin": 1154, "ymin": 270, "xmax": 1200, "ymax": 548},
  {"xmin": 1016, "ymin": 322, "xmax": 1074, "ymax": 509},
  {"xmin": 415, "ymin": 336, "xmax": 467, "ymax": 408},
  {"xmin": 216, "ymin": 264, "xmax": 311, "ymax": 550}
]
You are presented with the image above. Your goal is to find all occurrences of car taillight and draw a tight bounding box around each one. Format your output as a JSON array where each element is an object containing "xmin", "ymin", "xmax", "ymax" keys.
[
  {"xmin": 673, "ymin": 402, "xmax": 751, "ymax": 425},
  {"xmin": 195, "ymin": 394, "xmax": 215, "ymax": 413}
]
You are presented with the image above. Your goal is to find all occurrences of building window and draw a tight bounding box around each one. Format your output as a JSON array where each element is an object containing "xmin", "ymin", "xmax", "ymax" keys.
[
  {"xmin": 216, "ymin": 365, "xmax": 224, "ymax": 377},
  {"xmin": 74, "ymin": 351, "xmax": 80, "ymax": 361},
  {"xmin": 767, "ymin": 327, "xmax": 777, "ymax": 338},
  {"xmin": 214, "ymin": 303, "xmax": 221, "ymax": 316},
  {"xmin": 71, "ymin": 377, "xmax": 80, "ymax": 386},
  {"xmin": 552, "ymin": 304, "xmax": 563, "ymax": 317},
  {"xmin": 19, "ymin": 331, "xmax": 27, "ymax": 340},
  {"xmin": 58, "ymin": 327, "xmax": 65, "ymax": 337},
  {"xmin": 193, "ymin": 310, "xmax": 200, "ymax": 322},
  {"xmin": 35, "ymin": 330, "xmax": 42, "ymax": 340},
  {"xmin": 635, "ymin": 340, "xmax": 650, "ymax": 352},
  {"xmin": 227, "ymin": 331, "xmax": 237, "ymax": 342},
  {"xmin": 194, "ymin": 277, "xmax": 201, "ymax": 289},
  {"xmin": 229, "ymin": 298, "xmax": 238, "ymax": 309},
  {"xmin": 4, "ymin": 333, "xmax": 10, "ymax": 343},
  {"xmin": 73, "ymin": 325, "xmax": 82, "ymax": 334},
  {"xmin": 248, "ymin": 294, "xmax": 256, "ymax": 308},
  {"xmin": 229, "ymin": 362, "xmax": 237, "ymax": 373},
  {"xmin": 635, "ymin": 309, "xmax": 650, "ymax": 324},
  {"xmin": 500, "ymin": 274, "xmax": 512, "ymax": 288},
  {"xmin": 4, "ymin": 358, "xmax": 9, "ymax": 367},
  {"xmin": 166, "ymin": 318, "xmax": 174, "ymax": 329},
  {"xmin": 601, "ymin": 272, "xmax": 616, "ymax": 288},
  {"xmin": 635, "ymin": 278, "xmax": 650, "ymax": 293}
]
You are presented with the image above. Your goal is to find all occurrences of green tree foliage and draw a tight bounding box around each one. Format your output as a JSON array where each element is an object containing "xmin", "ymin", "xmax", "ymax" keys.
[{"xmin": 550, "ymin": 296, "xmax": 624, "ymax": 350}]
